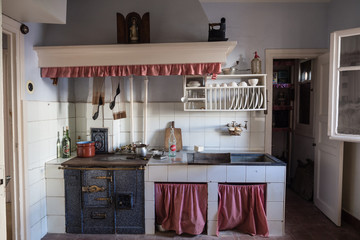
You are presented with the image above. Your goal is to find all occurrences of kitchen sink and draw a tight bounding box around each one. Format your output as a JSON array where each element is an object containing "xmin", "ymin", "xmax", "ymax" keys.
[{"xmin": 187, "ymin": 153, "xmax": 285, "ymax": 165}]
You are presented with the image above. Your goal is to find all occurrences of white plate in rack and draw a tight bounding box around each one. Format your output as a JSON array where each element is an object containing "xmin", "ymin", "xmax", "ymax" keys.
[{"xmin": 259, "ymin": 92, "xmax": 264, "ymax": 109}]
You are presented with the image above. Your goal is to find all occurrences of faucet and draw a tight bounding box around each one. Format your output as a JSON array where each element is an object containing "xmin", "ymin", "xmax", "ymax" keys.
[{"xmin": 226, "ymin": 121, "xmax": 248, "ymax": 135}]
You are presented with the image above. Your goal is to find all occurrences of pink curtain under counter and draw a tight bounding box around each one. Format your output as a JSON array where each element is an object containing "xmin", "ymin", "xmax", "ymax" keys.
[
  {"xmin": 155, "ymin": 183, "xmax": 208, "ymax": 235},
  {"xmin": 217, "ymin": 184, "xmax": 269, "ymax": 237}
]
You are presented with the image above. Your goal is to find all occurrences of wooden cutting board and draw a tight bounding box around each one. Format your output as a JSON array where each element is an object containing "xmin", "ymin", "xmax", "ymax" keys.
[{"xmin": 164, "ymin": 121, "xmax": 182, "ymax": 152}]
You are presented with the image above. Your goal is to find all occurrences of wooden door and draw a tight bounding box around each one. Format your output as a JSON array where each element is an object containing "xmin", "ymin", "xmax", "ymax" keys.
[{"xmin": 314, "ymin": 53, "xmax": 344, "ymax": 226}]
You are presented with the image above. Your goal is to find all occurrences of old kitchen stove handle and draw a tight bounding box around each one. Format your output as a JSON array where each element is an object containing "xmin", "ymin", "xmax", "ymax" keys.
[
  {"xmin": 95, "ymin": 197, "xmax": 113, "ymax": 204},
  {"xmin": 91, "ymin": 212, "xmax": 107, "ymax": 219},
  {"xmin": 94, "ymin": 176, "xmax": 113, "ymax": 182},
  {"xmin": 82, "ymin": 185, "xmax": 105, "ymax": 193}
]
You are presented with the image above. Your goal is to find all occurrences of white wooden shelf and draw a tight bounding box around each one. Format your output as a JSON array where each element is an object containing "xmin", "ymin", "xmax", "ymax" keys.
[{"xmin": 183, "ymin": 74, "xmax": 267, "ymax": 111}]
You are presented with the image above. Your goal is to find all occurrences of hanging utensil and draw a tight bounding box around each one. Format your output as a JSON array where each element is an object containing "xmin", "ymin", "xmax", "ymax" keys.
[
  {"xmin": 109, "ymin": 83, "xmax": 120, "ymax": 110},
  {"xmin": 92, "ymin": 95, "xmax": 103, "ymax": 120}
]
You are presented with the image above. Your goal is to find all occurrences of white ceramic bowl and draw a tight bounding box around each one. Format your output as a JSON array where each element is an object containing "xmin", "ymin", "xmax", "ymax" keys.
[
  {"xmin": 239, "ymin": 81, "xmax": 248, "ymax": 87},
  {"xmin": 213, "ymin": 83, "xmax": 220, "ymax": 87},
  {"xmin": 248, "ymin": 78, "xmax": 259, "ymax": 86},
  {"xmin": 230, "ymin": 81, "xmax": 238, "ymax": 87},
  {"xmin": 220, "ymin": 83, "xmax": 228, "ymax": 87}
]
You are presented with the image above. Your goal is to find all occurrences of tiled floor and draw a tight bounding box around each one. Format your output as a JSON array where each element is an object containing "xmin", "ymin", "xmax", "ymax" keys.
[{"xmin": 42, "ymin": 188, "xmax": 360, "ymax": 240}]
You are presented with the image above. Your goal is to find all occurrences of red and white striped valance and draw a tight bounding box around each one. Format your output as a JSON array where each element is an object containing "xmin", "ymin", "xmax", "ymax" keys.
[{"xmin": 41, "ymin": 63, "xmax": 221, "ymax": 78}]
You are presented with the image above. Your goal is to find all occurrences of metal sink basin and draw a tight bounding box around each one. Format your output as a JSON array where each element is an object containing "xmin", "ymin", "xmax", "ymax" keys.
[
  {"xmin": 187, "ymin": 153, "xmax": 285, "ymax": 165},
  {"xmin": 187, "ymin": 153, "xmax": 231, "ymax": 164}
]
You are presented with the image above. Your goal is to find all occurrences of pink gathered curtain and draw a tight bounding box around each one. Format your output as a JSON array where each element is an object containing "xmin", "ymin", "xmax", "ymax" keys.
[
  {"xmin": 217, "ymin": 184, "xmax": 269, "ymax": 237},
  {"xmin": 155, "ymin": 183, "xmax": 207, "ymax": 235},
  {"xmin": 40, "ymin": 63, "xmax": 221, "ymax": 78}
]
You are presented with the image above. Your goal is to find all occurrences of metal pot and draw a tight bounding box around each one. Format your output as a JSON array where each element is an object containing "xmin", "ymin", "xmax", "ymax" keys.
[{"xmin": 134, "ymin": 144, "xmax": 148, "ymax": 157}]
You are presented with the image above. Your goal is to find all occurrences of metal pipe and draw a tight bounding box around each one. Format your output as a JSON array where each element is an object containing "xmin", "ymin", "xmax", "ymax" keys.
[
  {"xmin": 143, "ymin": 76, "xmax": 149, "ymax": 144},
  {"xmin": 130, "ymin": 75, "xmax": 134, "ymax": 143}
]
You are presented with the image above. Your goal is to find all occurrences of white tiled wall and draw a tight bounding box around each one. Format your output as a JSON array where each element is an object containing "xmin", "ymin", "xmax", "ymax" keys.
[
  {"xmin": 74, "ymin": 102, "xmax": 266, "ymax": 152},
  {"xmin": 24, "ymin": 101, "xmax": 75, "ymax": 240}
]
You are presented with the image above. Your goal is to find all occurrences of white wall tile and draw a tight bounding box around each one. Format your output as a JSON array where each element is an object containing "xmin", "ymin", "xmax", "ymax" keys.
[
  {"xmin": 148, "ymin": 166, "xmax": 168, "ymax": 181},
  {"xmin": 144, "ymin": 166, "xmax": 149, "ymax": 182},
  {"xmin": 234, "ymin": 132, "xmax": 250, "ymax": 149},
  {"xmin": 226, "ymin": 166, "xmax": 246, "ymax": 182},
  {"xmin": 134, "ymin": 116, "xmax": 144, "ymax": 132},
  {"xmin": 145, "ymin": 200, "xmax": 155, "ymax": 219},
  {"xmin": 46, "ymin": 197, "xmax": 65, "ymax": 215},
  {"xmin": 266, "ymin": 166, "xmax": 286, "ymax": 183},
  {"xmin": 145, "ymin": 182, "xmax": 154, "ymax": 201},
  {"xmin": 181, "ymin": 132, "xmax": 190, "ymax": 148},
  {"xmin": 219, "ymin": 135, "xmax": 235, "ymax": 150},
  {"xmin": 47, "ymin": 215, "xmax": 65, "ymax": 233},
  {"xmin": 174, "ymin": 116, "xmax": 189, "ymax": 132},
  {"xmin": 145, "ymin": 219, "xmax": 155, "ymax": 234},
  {"xmin": 46, "ymin": 179, "xmax": 65, "ymax": 197},
  {"xmin": 246, "ymin": 166, "xmax": 266, "ymax": 182},
  {"xmin": 174, "ymin": 103, "xmax": 189, "ymax": 117},
  {"xmin": 205, "ymin": 132, "xmax": 220, "ymax": 148},
  {"xmin": 29, "ymin": 179, "xmax": 46, "ymax": 206},
  {"xmin": 267, "ymin": 220, "xmax": 284, "ymax": 236},
  {"xmin": 189, "ymin": 116, "xmax": 205, "ymax": 132},
  {"xmin": 29, "ymin": 199, "xmax": 43, "ymax": 226},
  {"xmin": 267, "ymin": 201, "xmax": 284, "ymax": 221},
  {"xmin": 208, "ymin": 182, "xmax": 218, "ymax": 202},
  {"xmin": 207, "ymin": 166, "xmax": 226, "ymax": 182},
  {"xmin": 204, "ymin": 116, "xmax": 221, "ymax": 133},
  {"xmin": 75, "ymin": 103, "xmax": 87, "ymax": 118},
  {"xmin": 250, "ymin": 116, "xmax": 265, "ymax": 132},
  {"xmin": 120, "ymin": 118, "xmax": 130, "ymax": 132},
  {"xmin": 250, "ymin": 132, "xmax": 265, "ymax": 150},
  {"xmin": 104, "ymin": 120, "xmax": 113, "ymax": 135},
  {"xmin": 267, "ymin": 183, "xmax": 285, "ymax": 202},
  {"xmin": 30, "ymin": 219, "xmax": 43, "ymax": 240},
  {"xmin": 168, "ymin": 165, "xmax": 188, "ymax": 182},
  {"xmin": 208, "ymin": 201, "xmax": 218, "ymax": 220},
  {"xmin": 147, "ymin": 117, "xmax": 160, "ymax": 132},
  {"xmin": 29, "ymin": 167, "xmax": 45, "ymax": 186},
  {"xmin": 207, "ymin": 220, "xmax": 218, "ymax": 236},
  {"xmin": 148, "ymin": 103, "xmax": 160, "ymax": 116},
  {"xmin": 159, "ymin": 103, "xmax": 175, "ymax": 116},
  {"xmin": 189, "ymin": 132, "xmax": 205, "ymax": 147},
  {"xmin": 103, "ymin": 103, "xmax": 113, "ymax": 120},
  {"xmin": 188, "ymin": 165, "xmax": 207, "ymax": 182}
]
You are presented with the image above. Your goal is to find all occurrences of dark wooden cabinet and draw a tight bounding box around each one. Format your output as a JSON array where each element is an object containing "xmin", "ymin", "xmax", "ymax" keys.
[{"xmin": 64, "ymin": 168, "xmax": 144, "ymax": 234}]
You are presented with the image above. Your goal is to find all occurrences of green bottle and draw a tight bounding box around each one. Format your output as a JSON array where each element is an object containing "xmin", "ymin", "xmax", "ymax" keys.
[{"xmin": 62, "ymin": 126, "xmax": 70, "ymax": 158}]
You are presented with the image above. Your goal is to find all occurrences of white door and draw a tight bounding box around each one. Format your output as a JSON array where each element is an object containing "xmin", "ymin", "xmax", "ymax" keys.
[
  {"xmin": 0, "ymin": 13, "xmax": 7, "ymax": 240},
  {"xmin": 314, "ymin": 53, "xmax": 344, "ymax": 226}
]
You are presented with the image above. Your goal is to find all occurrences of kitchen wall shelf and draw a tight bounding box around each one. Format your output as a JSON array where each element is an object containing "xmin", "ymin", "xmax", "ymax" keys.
[{"xmin": 183, "ymin": 74, "xmax": 267, "ymax": 111}]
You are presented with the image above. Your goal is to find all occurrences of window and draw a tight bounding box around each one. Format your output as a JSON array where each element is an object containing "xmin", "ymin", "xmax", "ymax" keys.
[{"xmin": 329, "ymin": 27, "xmax": 360, "ymax": 141}]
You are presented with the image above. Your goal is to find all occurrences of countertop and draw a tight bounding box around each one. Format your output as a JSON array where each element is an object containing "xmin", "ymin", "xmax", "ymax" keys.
[
  {"xmin": 60, "ymin": 153, "xmax": 148, "ymax": 168},
  {"xmin": 48, "ymin": 150, "xmax": 285, "ymax": 168}
]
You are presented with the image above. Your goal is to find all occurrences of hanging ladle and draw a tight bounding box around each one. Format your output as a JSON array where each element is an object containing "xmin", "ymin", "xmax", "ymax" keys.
[
  {"xmin": 109, "ymin": 83, "xmax": 120, "ymax": 110},
  {"xmin": 92, "ymin": 95, "xmax": 103, "ymax": 120}
]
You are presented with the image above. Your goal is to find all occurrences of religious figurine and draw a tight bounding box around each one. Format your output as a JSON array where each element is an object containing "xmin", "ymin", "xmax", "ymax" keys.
[{"xmin": 129, "ymin": 17, "xmax": 139, "ymax": 43}]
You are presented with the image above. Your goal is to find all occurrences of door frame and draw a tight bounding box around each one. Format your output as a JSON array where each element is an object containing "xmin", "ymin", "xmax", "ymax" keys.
[
  {"xmin": 265, "ymin": 49, "xmax": 328, "ymax": 154},
  {"xmin": 2, "ymin": 15, "xmax": 27, "ymax": 240}
]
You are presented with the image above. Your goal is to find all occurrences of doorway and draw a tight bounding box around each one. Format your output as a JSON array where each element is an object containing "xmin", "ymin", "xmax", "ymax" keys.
[
  {"xmin": 271, "ymin": 58, "xmax": 315, "ymax": 198},
  {"xmin": 265, "ymin": 49, "xmax": 327, "ymax": 195},
  {"xmin": 2, "ymin": 15, "xmax": 26, "ymax": 240}
]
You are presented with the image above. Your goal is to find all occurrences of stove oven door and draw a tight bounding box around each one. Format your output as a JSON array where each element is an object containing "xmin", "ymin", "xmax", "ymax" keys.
[{"xmin": 82, "ymin": 170, "xmax": 114, "ymax": 233}]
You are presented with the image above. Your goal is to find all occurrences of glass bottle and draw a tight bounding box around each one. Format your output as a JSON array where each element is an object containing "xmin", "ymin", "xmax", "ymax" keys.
[
  {"xmin": 168, "ymin": 128, "xmax": 176, "ymax": 157},
  {"xmin": 251, "ymin": 51, "xmax": 262, "ymax": 74},
  {"xmin": 62, "ymin": 126, "xmax": 71, "ymax": 158},
  {"xmin": 66, "ymin": 126, "xmax": 72, "ymax": 153},
  {"xmin": 56, "ymin": 131, "xmax": 61, "ymax": 158}
]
